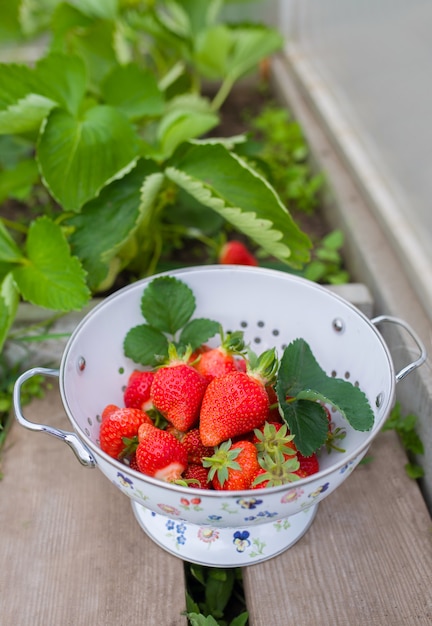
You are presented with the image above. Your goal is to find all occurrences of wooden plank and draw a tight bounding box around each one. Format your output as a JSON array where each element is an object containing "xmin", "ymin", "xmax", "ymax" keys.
[
  {"xmin": 243, "ymin": 430, "xmax": 432, "ymax": 625},
  {"xmin": 0, "ymin": 388, "xmax": 187, "ymax": 626}
]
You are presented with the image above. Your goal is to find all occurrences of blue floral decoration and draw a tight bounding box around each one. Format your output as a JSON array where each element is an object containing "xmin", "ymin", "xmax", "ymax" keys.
[{"xmin": 233, "ymin": 530, "xmax": 251, "ymax": 553}]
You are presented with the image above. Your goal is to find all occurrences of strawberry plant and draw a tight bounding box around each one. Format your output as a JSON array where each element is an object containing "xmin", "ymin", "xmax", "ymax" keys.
[
  {"xmin": 382, "ymin": 401, "xmax": 424, "ymax": 479},
  {"xmin": 0, "ymin": 0, "xmax": 313, "ymax": 356},
  {"xmin": 185, "ymin": 564, "xmax": 248, "ymax": 626}
]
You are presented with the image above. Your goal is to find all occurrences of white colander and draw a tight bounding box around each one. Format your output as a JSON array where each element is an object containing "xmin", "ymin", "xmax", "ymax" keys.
[{"xmin": 14, "ymin": 266, "xmax": 426, "ymax": 567}]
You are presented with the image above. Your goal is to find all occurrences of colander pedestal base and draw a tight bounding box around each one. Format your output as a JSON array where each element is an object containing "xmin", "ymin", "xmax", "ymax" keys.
[{"xmin": 131, "ymin": 501, "xmax": 318, "ymax": 567}]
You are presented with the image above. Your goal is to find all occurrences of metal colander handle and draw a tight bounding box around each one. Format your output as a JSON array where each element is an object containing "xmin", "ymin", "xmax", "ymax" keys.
[
  {"xmin": 13, "ymin": 367, "xmax": 96, "ymax": 468},
  {"xmin": 371, "ymin": 315, "xmax": 427, "ymax": 382}
]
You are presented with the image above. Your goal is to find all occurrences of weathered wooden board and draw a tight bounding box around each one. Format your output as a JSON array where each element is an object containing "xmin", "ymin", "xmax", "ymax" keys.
[
  {"xmin": 0, "ymin": 389, "xmax": 187, "ymax": 626},
  {"xmin": 243, "ymin": 430, "xmax": 432, "ymax": 625}
]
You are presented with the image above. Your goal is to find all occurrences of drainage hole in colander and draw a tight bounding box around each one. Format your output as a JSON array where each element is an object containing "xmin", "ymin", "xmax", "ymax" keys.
[
  {"xmin": 87, "ymin": 417, "xmax": 93, "ymax": 427},
  {"xmin": 84, "ymin": 427, "xmax": 91, "ymax": 436},
  {"xmin": 96, "ymin": 414, "xmax": 102, "ymax": 423},
  {"xmin": 376, "ymin": 393, "xmax": 384, "ymax": 408}
]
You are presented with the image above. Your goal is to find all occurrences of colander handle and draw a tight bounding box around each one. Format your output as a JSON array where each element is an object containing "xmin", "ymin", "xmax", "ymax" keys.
[
  {"xmin": 371, "ymin": 315, "xmax": 427, "ymax": 382},
  {"xmin": 13, "ymin": 367, "xmax": 96, "ymax": 468}
]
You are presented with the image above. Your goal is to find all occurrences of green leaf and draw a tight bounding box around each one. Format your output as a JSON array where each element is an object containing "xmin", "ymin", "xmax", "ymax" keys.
[
  {"xmin": 194, "ymin": 24, "xmax": 232, "ymax": 78},
  {"xmin": 0, "ymin": 63, "xmax": 38, "ymax": 108},
  {"xmin": 167, "ymin": 142, "xmax": 311, "ymax": 268},
  {"xmin": 0, "ymin": 274, "xmax": 19, "ymax": 352},
  {"xmin": 276, "ymin": 338, "xmax": 374, "ymax": 456},
  {"xmin": 0, "ymin": 53, "xmax": 87, "ymax": 132},
  {"xmin": 70, "ymin": 0, "xmax": 118, "ymax": 20},
  {"xmin": 157, "ymin": 109, "xmax": 219, "ymax": 159},
  {"xmin": 186, "ymin": 613, "xmax": 219, "ymax": 626},
  {"xmin": 224, "ymin": 25, "xmax": 283, "ymax": 83},
  {"xmin": 0, "ymin": 219, "xmax": 24, "ymax": 263},
  {"xmin": 0, "ymin": 159, "xmax": 39, "ymax": 203},
  {"xmin": 0, "ymin": 93, "xmax": 57, "ymax": 135},
  {"xmin": 205, "ymin": 568, "xmax": 235, "ymax": 619},
  {"xmin": 230, "ymin": 611, "xmax": 249, "ymax": 626},
  {"xmin": 405, "ymin": 463, "xmax": 424, "ymax": 480},
  {"xmin": 123, "ymin": 324, "xmax": 169, "ymax": 367},
  {"xmin": 37, "ymin": 105, "xmax": 139, "ymax": 211},
  {"xmin": 179, "ymin": 318, "xmax": 220, "ymax": 351},
  {"xmin": 12, "ymin": 216, "xmax": 90, "ymax": 311},
  {"xmin": 140, "ymin": 276, "xmax": 196, "ymax": 335},
  {"xmin": 50, "ymin": 5, "xmax": 118, "ymax": 85},
  {"xmin": 101, "ymin": 63, "xmax": 164, "ymax": 120},
  {"xmin": 278, "ymin": 397, "xmax": 329, "ymax": 457},
  {"xmin": 34, "ymin": 53, "xmax": 87, "ymax": 116},
  {"xmin": 68, "ymin": 159, "xmax": 160, "ymax": 290}
]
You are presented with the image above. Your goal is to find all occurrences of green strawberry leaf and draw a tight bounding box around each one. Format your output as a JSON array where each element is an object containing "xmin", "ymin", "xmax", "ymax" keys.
[
  {"xmin": 69, "ymin": 0, "xmax": 118, "ymax": 20},
  {"xmin": 0, "ymin": 274, "xmax": 19, "ymax": 352},
  {"xmin": 0, "ymin": 158, "xmax": 39, "ymax": 203},
  {"xmin": 68, "ymin": 158, "xmax": 160, "ymax": 291},
  {"xmin": 166, "ymin": 141, "xmax": 311, "ymax": 268},
  {"xmin": 179, "ymin": 318, "xmax": 220, "ymax": 351},
  {"xmin": 157, "ymin": 109, "xmax": 219, "ymax": 159},
  {"xmin": 276, "ymin": 338, "xmax": 374, "ymax": 456},
  {"xmin": 37, "ymin": 105, "xmax": 139, "ymax": 211},
  {"xmin": 0, "ymin": 93, "xmax": 57, "ymax": 135},
  {"xmin": 101, "ymin": 63, "xmax": 164, "ymax": 121},
  {"xmin": 12, "ymin": 216, "xmax": 90, "ymax": 311},
  {"xmin": 277, "ymin": 397, "xmax": 329, "ymax": 457},
  {"xmin": 0, "ymin": 219, "xmax": 24, "ymax": 263},
  {"xmin": 34, "ymin": 53, "xmax": 87, "ymax": 117},
  {"xmin": 140, "ymin": 276, "xmax": 197, "ymax": 335},
  {"xmin": 123, "ymin": 324, "xmax": 169, "ymax": 367}
]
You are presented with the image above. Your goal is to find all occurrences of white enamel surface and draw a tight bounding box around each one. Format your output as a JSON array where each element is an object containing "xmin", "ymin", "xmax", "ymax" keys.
[{"xmin": 58, "ymin": 266, "xmax": 396, "ymax": 563}]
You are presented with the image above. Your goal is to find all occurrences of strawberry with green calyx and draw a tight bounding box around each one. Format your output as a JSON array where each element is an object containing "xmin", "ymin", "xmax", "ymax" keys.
[
  {"xmin": 199, "ymin": 348, "xmax": 278, "ymax": 447},
  {"xmin": 253, "ymin": 421, "xmax": 297, "ymax": 463},
  {"xmin": 251, "ymin": 454, "xmax": 301, "ymax": 489},
  {"xmin": 150, "ymin": 343, "xmax": 209, "ymax": 432},
  {"xmin": 99, "ymin": 407, "xmax": 153, "ymax": 460},
  {"xmin": 194, "ymin": 328, "xmax": 247, "ymax": 382},
  {"xmin": 180, "ymin": 464, "xmax": 211, "ymax": 490},
  {"xmin": 123, "ymin": 370, "xmax": 155, "ymax": 411},
  {"xmin": 203, "ymin": 439, "xmax": 260, "ymax": 490},
  {"xmin": 135, "ymin": 422, "xmax": 188, "ymax": 481}
]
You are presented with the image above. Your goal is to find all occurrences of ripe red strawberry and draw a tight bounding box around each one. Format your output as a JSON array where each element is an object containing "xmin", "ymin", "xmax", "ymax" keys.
[
  {"xmin": 136, "ymin": 423, "xmax": 188, "ymax": 481},
  {"xmin": 150, "ymin": 347, "xmax": 208, "ymax": 431},
  {"xmin": 101, "ymin": 404, "xmax": 120, "ymax": 421},
  {"xmin": 182, "ymin": 464, "xmax": 210, "ymax": 489},
  {"xmin": 199, "ymin": 349, "xmax": 278, "ymax": 446},
  {"xmin": 203, "ymin": 440, "xmax": 260, "ymax": 490},
  {"xmin": 219, "ymin": 240, "xmax": 258, "ymax": 266},
  {"xmin": 266, "ymin": 385, "xmax": 283, "ymax": 422},
  {"xmin": 124, "ymin": 370, "xmax": 154, "ymax": 411},
  {"xmin": 99, "ymin": 407, "xmax": 152, "ymax": 459},
  {"xmin": 295, "ymin": 452, "xmax": 320, "ymax": 477},
  {"xmin": 128, "ymin": 454, "xmax": 140, "ymax": 472},
  {"xmin": 194, "ymin": 330, "xmax": 245, "ymax": 382},
  {"xmin": 180, "ymin": 428, "xmax": 214, "ymax": 465}
]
